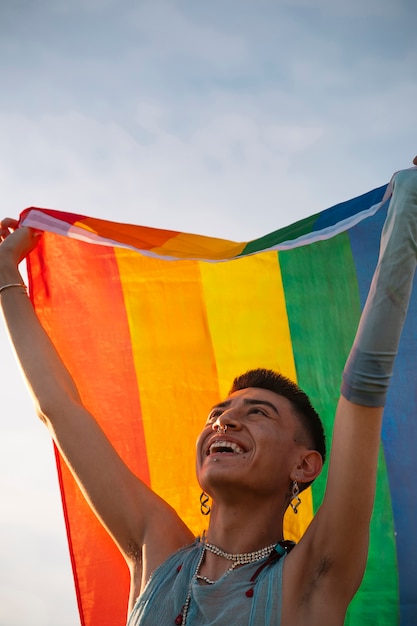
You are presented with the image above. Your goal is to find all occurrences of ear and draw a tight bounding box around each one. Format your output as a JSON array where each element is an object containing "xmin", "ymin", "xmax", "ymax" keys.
[{"xmin": 291, "ymin": 450, "xmax": 323, "ymax": 484}]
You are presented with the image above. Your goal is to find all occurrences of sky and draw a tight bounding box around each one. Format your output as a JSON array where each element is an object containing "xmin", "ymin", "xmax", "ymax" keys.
[{"xmin": 0, "ymin": 0, "xmax": 416, "ymax": 624}]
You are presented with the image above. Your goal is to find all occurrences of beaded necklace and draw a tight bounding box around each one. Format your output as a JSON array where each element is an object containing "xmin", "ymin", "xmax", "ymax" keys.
[
  {"xmin": 175, "ymin": 536, "xmax": 294, "ymax": 625},
  {"xmin": 197, "ymin": 539, "xmax": 276, "ymax": 584}
]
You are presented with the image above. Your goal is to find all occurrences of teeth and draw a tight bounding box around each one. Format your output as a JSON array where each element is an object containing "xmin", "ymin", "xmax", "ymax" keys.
[{"xmin": 209, "ymin": 440, "xmax": 245, "ymax": 455}]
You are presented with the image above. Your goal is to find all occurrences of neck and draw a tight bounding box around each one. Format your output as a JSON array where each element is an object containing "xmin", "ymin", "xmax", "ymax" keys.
[
  {"xmin": 204, "ymin": 497, "xmax": 285, "ymax": 553},
  {"xmin": 196, "ymin": 500, "xmax": 284, "ymax": 585}
]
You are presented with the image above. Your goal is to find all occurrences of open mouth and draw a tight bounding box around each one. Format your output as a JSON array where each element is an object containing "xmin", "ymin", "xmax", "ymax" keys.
[{"xmin": 208, "ymin": 440, "xmax": 245, "ymax": 455}]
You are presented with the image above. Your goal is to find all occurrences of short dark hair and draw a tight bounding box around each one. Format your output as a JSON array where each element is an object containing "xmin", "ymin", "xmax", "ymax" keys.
[{"xmin": 229, "ymin": 368, "xmax": 326, "ymax": 488}]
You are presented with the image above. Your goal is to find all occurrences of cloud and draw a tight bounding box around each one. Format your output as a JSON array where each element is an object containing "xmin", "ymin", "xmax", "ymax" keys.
[
  {"xmin": 129, "ymin": 2, "xmax": 248, "ymax": 70},
  {"xmin": 278, "ymin": 0, "xmax": 404, "ymax": 17},
  {"xmin": 0, "ymin": 107, "xmax": 326, "ymax": 239},
  {"xmin": 1, "ymin": 64, "xmax": 415, "ymax": 243},
  {"xmin": 0, "ymin": 409, "xmax": 78, "ymax": 625},
  {"xmin": 0, "ymin": 528, "xmax": 77, "ymax": 626}
]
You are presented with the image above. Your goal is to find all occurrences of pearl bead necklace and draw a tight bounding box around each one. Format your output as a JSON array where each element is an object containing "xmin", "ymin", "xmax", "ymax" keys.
[{"xmin": 203, "ymin": 539, "xmax": 276, "ymax": 564}]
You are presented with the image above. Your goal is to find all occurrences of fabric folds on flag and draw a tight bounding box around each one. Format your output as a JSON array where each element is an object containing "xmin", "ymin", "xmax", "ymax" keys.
[{"xmin": 22, "ymin": 182, "xmax": 416, "ymax": 626}]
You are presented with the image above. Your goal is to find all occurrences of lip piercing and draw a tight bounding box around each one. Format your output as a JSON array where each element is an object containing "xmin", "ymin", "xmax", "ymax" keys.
[{"xmin": 214, "ymin": 424, "xmax": 228, "ymax": 434}]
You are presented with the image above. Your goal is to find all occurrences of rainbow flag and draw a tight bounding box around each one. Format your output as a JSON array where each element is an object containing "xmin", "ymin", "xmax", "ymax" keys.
[{"xmin": 21, "ymin": 183, "xmax": 416, "ymax": 626}]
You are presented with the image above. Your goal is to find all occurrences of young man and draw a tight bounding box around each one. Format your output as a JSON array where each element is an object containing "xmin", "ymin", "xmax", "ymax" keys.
[{"xmin": 1, "ymin": 159, "xmax": 416, "ymax": 625}]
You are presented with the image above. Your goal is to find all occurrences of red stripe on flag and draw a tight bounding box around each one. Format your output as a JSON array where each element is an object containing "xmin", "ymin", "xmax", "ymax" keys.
[{"xmin": 28, "ymin": 234, "xmax": 149, "ymax": 626}]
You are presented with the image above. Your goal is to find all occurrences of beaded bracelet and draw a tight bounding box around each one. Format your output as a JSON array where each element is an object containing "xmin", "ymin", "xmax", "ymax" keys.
[{"xmin": 0, "ymin": 283, "xmax": 28, "ymax": 294}]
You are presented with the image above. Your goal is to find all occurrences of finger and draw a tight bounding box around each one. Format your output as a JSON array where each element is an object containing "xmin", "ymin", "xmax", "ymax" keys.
[
  {"xmin": 0, "ymin": 218, "xmax": 19, "ymax": 240},
  {"xmin": 0, "ymin": 217, "xmax": 19, "ymax": 230}
]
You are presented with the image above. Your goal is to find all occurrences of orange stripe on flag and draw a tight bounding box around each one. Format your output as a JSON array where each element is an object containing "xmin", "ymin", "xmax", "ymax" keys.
[
  {"xmin": 114, "ymin": 250, "xmax": 220, "ymax": 535},
  {"xmin": 74, "ymin": 217, "xmax": 180, "ymax": 250}
]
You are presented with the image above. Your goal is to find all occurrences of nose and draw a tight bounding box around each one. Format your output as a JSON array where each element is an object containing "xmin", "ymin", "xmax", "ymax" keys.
[{"xmin": 212, "ymin": 409, "xmax": 241, "ymax": 433}]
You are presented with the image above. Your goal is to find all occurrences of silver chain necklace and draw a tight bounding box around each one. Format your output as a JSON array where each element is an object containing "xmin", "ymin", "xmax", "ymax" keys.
[{"xmin": 177, "ymin": 538, "xmax": 277, "ymax": 625}]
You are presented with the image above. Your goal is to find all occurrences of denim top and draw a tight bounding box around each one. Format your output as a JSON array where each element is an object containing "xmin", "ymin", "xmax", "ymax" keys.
[{"xmin": 127, "ymin": 539, "xmax": 286, "ymax": 625}]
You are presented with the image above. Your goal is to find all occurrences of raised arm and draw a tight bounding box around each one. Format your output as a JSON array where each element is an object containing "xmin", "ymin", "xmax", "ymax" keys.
[
  {"xmin": 287, "ymin": 165, "xmax": 417, "ymax": 620},
  {"xmin": 0, "ymin": 221, "xmax": 193, "ymax": 595}
]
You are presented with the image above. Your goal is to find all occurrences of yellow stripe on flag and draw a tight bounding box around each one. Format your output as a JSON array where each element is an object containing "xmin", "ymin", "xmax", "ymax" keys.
[
  {"xmin": 199, "ymin": 251, "xmax": 313, "ymax": 541},
  {"xmin": 151, "ymin": 232, "xmax": 247, "ymax": 260}
]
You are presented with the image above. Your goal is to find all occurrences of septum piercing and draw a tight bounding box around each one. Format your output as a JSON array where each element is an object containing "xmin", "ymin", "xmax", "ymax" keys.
[{"xmin": 214, "ymin": 424, "xmax": 228, "ymax": 434}]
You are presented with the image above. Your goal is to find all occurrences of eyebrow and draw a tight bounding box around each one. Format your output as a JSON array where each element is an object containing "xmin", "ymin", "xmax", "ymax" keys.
[
  {"xmin": 244, "ymin": 398, "xmax": 280, "ymax": 415},
  {"xmin": 210, "ymin": 398, "xmax": 280, "ymax": 416}
]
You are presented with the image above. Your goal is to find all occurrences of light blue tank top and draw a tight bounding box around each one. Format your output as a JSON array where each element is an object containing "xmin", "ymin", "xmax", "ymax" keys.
[{"xmin": 127, "ymin": 540, "xmax": 287, "ymax": 626}]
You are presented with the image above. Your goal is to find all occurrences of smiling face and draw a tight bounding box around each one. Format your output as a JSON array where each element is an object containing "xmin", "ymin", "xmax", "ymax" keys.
[{"xmin": 196, "ymin": 387, "xmax": 312, "ymax": 503}]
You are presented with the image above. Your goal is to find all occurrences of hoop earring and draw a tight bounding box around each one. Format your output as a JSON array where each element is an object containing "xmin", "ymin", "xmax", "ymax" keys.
[
  {"xmin": 290, "ymin": 480, "xmax": 301, "ymax": 514},
  {"xmin": 200, "ymin": 491, "xmax": 211, "ymax": 516}
]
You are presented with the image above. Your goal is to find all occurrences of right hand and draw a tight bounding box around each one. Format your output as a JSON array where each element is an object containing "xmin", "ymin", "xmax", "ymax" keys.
[{"xmin": 0, "ymin": 218, "xmax": 42, "ymax": 266}]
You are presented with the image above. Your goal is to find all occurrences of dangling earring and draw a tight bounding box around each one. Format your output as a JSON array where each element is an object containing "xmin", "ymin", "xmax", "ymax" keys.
[
  {"xmin": 290, "ymin": 480, "xmax": 301, "ymax": 514},
  {"xmin": 200, "ymin": 491, "xmax": 211, "ymax": 515}
]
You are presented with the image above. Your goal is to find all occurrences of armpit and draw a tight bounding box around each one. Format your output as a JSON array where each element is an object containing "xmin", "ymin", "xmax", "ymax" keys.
[{"xmin": 300, "ymin": 556, "xmax": 333, "ymax": 605}]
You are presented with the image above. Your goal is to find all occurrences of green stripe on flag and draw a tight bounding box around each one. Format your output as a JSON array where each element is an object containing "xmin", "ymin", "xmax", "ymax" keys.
[
  {"xmin": 240, "ymin": 214, "xmax": 319, "ymax": 256},
  {"xmin": 279, "ymin": 232, "xmax": 398, "ymax": 623}
]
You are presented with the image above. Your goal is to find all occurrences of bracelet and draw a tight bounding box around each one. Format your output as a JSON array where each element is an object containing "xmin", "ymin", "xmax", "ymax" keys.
[{"xmin": 0, "ymin": 282, "xmax": 28, "ymax": 294}]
